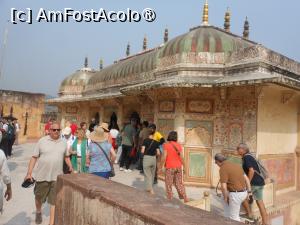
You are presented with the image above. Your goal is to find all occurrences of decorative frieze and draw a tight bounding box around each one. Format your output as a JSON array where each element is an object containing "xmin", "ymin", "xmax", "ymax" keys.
[
  {"xmin": 157, "ymin": 119, "xmax": 175, "ymax": 139},
  {"xmin": 260, "ymin": 154, "xmax": 295, "ymax": 190},
  {"xmin": 185, "ymin": 120, "xmax": 213, "ymax": 147},
  {"xmin": 66, "ymin": 106, "xmax": 78, "ymax": 114},
  {"xmin": 186, "ymin": 99, "xmax": 214, "ymax": 114},
  {"xmin": 228, "ymin": 123, "xmax": 243, "ymax": 149},
  {"xmin": 158, "ymin": 100, "xmax": 175, "ymax": 113},
  {"xmin": 184, "ymin": 147, "xmax": 211, "ymax": 184}
]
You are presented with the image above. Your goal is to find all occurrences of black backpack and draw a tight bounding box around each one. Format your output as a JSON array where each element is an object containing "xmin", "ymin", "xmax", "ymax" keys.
[
  {"xmin": 244, "ymin": 153, "xmax": 269, "ymax": 181},
  {"xmin": 6, "ymin": 124, "xmax": 15, "ymax": 139}
]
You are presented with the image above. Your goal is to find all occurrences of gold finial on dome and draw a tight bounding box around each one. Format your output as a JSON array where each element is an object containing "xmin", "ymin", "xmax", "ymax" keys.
[
  {"xmin": 243, "ymin": 17, "xmax": 249, "ymax": 39},
  {"xmin": 99, "ymin": 59, "xmax": 103, "ymax": 70},
  {"xmin": 164, "ymin": 28, "xmax": 169, "ymax": 43},
  {"xmin": 143, "ymin": 35, "xmax": 147, "ymax": 51},
  {"xmin": 224, "ymin": 7, "xmax": 231, "ymax": 32},
  {"xmin": 84, "ymin": 57, "xmax": 88, "ymax": 68},
  {"xmin": 202, "ymin": 0, "xmax": 209, "ymax": 26},
  {"xmin": 126, "ymin": 42, "xmax": 130, "ymax": 56}
]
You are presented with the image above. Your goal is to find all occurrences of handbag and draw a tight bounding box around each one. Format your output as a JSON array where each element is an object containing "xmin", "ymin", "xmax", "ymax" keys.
[
  {"xmin": 93, "ymin": 142, "xmax": 115, "ymax": 177},
  {"xmin": 169, "ymin": 142, "xmax": 182, "ymax": 162},
  {"xmin": 129, "ymin": 147, "xmax": 137, "ymax": 158}
]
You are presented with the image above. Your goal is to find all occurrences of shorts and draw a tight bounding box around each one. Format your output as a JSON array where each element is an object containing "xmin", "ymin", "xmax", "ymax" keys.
[
  {"xmin": 251, "ymin": 185, "xmax": 264, "ymax": 201},
  {"xmin": 34, "ymin": 181, "xmax": 57, "ymax": 205}
]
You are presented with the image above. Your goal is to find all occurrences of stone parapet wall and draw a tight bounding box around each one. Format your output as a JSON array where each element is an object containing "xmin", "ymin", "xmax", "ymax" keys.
[{"xmin": 55, "ymin": 174, "xmax": 241, "ymax": 225}]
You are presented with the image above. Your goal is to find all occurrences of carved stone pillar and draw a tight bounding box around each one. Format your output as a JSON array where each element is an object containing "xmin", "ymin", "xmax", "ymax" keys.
[
  {"xmin": 296, "ymin": 148, "xmax": 300, "ymax": 190},
  {"xmin": 211, "ymin": 146, "xmax": 223, "ymax": 187},
  {"xmin": 117, "ymin": 102, "xmax": 123, "ymax": 128},
  {"xmin": 99, "ymin": 105, "xmax": 104, "ymax": 124},
  {"xmin": 174, "ymin": 99, "xmax": 185, "ymax": 144},
  {"xmin": 297, "ymin": 110, "xmax": 300, "ymax": 190}
]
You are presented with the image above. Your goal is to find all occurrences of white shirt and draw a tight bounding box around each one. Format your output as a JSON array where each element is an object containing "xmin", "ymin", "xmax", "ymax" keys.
[
  {"xmin": 15, "ymin": 123, "xmax": 20, "ymax": 132},
  {"xmin": 62, "ymin": 135, "xmax": 75, "ymax": 153},
  {"xmin": 2, "ymin": 124, "xmax": 8, "ymax": 132},
  {"xmin": 0, "ymin": 150, "xmax": 10, "ymax": 185},
  {"xmin": 110, "ymin": 129, "xmax": 119, "ymax": 138},
  {"xmin": 77, "ymin": 144, "xmax": 81, "ymax": 157},
  {"xmin": 0, "ymin": 150, "xmax": 11, "ymax": 213}
]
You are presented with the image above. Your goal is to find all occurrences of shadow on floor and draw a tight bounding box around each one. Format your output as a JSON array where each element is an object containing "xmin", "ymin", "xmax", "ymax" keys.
[
  {"xmin": 11, "ymin": 146, "xmax": 24, "ymax": 158},
  {"xmin": 30, "ymin": 204, "xmax": 50, "ymax": 217},
  {"xmin": 7, "ymin": 161, "xmax": 17, "ymax": 172},
  {"xmin": 131, "ymin": 176, "xmax": 175, "ymax": 200},
  {"xmin": 3, "ymin": 211, "xmax": 31, "ymax": 225}
]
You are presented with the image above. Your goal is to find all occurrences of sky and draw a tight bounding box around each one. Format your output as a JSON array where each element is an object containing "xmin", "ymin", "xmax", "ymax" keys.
[{"xmin": 0, "ymin": 0, "xmax": 299, "ymax": 96}]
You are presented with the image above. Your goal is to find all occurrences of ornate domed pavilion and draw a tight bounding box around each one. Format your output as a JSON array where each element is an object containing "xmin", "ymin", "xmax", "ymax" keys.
[{"xmin": 48, "ymin": 2, "xmax": 300, "ymax": 223}]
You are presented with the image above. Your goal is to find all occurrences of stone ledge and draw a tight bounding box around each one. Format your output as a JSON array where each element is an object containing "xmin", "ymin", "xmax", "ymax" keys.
[{"xmin": 55, "ymin": 174, "xmax": 241, "ymax": 225}]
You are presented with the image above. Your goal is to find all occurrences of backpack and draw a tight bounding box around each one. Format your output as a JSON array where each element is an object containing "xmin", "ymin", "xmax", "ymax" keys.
[
  {"xmin": 245, "ymin": 153, "xmax": 269, "ymax": 180},
  {"xmin": 6, "ymin": 124, "xmax": 15, "ymax": 139},
  {"xmin": 116, "ymin": 133, "xmax": 122, "ymax": 148}
]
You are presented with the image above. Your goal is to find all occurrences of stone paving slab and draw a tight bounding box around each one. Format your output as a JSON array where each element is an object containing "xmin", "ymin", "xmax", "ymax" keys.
[{"xmin": 0, "ymin": 143, "xmax": 224, "ymax": 225}]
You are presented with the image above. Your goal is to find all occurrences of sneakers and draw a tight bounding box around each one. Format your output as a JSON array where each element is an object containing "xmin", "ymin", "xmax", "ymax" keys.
[
  {"xmin": 35, "ymin": 212, "xmax": 42, "ymax": 224},
  {"xmin": 124, "ymin": 169, "xmax": 132, "ymax": 173},
  {"xmin": 119, "ymin": 167, "xmax": 124, "ymax": 171},
  {"xmin": 240, "ymin": 214, "xmax": 255, "ymax": 223}
]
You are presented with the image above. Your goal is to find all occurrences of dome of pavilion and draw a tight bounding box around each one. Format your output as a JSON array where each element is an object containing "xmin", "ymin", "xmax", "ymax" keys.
[
  {"xmin": 47, "ymin": 1, "xmax": 300, "ymax": 104},
  {"xmin": 84, "ymin": 25, "xmax": 255, "ymax": 95},
  {"xmin": 58, "ymin": 2, "xmax": 259, "ymax": 97},
  {"xmin": 84, "ymin": 49, "xmax": 159, "ymax": 94},
  {"xmin": 59, "ymin": 57, "xmax": 96, "ymax": 97},
  {"xmin": 159, "ymin": 25, "xmax": 255, "ymax": 57}
]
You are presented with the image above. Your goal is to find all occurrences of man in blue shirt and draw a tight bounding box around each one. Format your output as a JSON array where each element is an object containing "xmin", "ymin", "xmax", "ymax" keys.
[{"xmin": 237, "ymin": 143, "xmax": 268, "ymax": 225}]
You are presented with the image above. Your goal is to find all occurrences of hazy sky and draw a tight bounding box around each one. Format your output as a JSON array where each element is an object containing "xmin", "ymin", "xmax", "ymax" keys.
[{"xmin": 0, "ymin": 0, "xmax": 299, "ymax": 96}]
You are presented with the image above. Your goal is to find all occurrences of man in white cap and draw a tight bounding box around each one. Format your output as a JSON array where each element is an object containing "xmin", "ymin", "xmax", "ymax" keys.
[
  {"xmin": 61, "ymin": 127, "xmax": 75, "ymax": 174},
  {"xmin": 61, "ymin": 127, "xmax": 74, "ymax": 150}
]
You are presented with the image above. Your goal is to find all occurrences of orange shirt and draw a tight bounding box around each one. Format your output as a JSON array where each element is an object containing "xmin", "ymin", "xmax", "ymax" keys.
[{"xmin": 164, "ymin": 141, "xmax": 183, "ymax": 169}]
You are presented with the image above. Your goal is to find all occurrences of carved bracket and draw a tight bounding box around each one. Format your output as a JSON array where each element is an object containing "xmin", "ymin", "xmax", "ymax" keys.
[
  {"xmin": 281, "ymin": 90, "xmax": 295, "ymax": 104},
  {"xmin": 115, "ymin": 98, "xmax": 123, "ymax": 105},
  {"xmin": 255, "ymin": 86, "xmax": 264, "ymax": 99},
  {"xmin": 145, "ymin": 91, "xmax": 156, "ymax": 103}
]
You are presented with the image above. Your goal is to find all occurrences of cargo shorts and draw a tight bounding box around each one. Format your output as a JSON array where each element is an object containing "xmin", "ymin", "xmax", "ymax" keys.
[
  {"xmin": 251, "ymin": 185, "xmax": 264, "ymax": 201},
  {"xmin": 34, "ymin": 181, "xmax": 57, "ymax": 205}
]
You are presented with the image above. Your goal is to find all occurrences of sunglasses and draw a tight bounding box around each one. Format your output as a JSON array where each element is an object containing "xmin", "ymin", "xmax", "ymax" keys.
[{"xmin": 51, "ymin": 129, "xmax": 61, "ymax": 132}]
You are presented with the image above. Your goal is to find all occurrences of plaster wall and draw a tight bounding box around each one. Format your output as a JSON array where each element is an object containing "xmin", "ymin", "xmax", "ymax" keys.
[
  {"xmin": 257, "ymin": 86, "xmax": 298, "ymax": 155},
  {"xmin": 0, "ymin": 90, "xmax": 45, "ymax": 142},
  {"xmin": 290, "ymin": 202, "xmax": 300, "ymax": 225}
]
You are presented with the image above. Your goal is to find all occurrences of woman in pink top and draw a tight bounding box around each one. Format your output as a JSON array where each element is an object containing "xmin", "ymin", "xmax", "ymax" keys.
[{"xmin": 160, "ymin": 131, "xmax": 188, "ymax": 202}]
